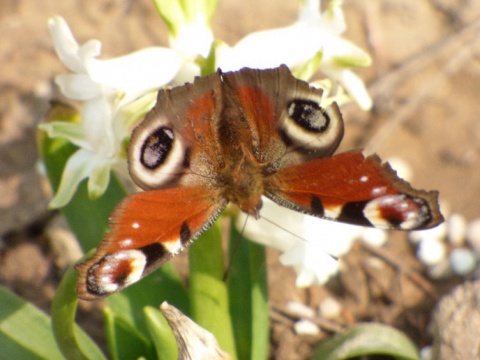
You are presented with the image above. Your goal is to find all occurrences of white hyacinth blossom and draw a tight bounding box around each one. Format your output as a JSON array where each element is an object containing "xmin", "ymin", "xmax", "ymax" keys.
[
  {"xmin": 41, "ymin": 16, "xmax": 191, "ymax": 208},
  {"xmin": 216, "ymin": 0, "xmax": 372, "ymax": 110},
  {"xmin": 238, "ymin": 198, "xmax": 386, "ymax": 287}
]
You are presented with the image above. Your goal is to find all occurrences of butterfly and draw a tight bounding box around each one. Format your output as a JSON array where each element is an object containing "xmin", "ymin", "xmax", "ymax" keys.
[{"xmin": 76, "ymin": 65, "xmax": 443, "ymax": 300}]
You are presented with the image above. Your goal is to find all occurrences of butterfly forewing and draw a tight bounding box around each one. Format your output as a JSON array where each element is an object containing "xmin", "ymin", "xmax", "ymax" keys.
[{"xmin": 76, "ymin": 186, "xmax": 225, "ymax": 300}]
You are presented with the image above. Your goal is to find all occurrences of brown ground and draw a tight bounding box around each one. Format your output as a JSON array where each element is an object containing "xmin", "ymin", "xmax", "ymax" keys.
[{"xmin": 1, "ymin": 1, "xmax": 480, "ymax": 359}]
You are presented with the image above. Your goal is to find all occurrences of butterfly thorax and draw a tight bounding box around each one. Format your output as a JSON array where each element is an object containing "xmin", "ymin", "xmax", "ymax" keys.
[{"xmin": 220, "ymin": 146, "xmax": 264, "ymax": 218}]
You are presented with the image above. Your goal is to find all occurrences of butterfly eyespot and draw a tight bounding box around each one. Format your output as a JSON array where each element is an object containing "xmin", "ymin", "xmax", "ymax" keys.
[
  {"xmin": 280, "ymin": 99, "xmax": 344, "ymax": 154},
  {"xmin": 140, "ymin": 126, "xmax": 174, "ymax": 169},
  {"xmin": 129, "ymin": 121, "xmax": 187, "ymax": 190},
  {"xmin": 287, "ymin": 99, "xmax": 329, "ymax": 133}
]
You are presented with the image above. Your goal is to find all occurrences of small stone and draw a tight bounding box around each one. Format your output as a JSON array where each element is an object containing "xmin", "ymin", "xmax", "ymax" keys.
[
  {"xmin": 447, "ymin": 213, "xmax": 467, "ymax": 246},
  {"xmin": 417, "ymin": 237, "xmax": 447, "ymax": 266},
  {"xmin": 449, "ymin": 248, "xmax": 477, "ymax": 276},
  {"xmin": 318, "ymin": 297, "xmax": 342, "ymax": 319},
  {"xmin": 293, "ymin": 319, "xmax": 320, "ymax": 336},
  {"xmin": 466, "ymin": 218, "xmax": 480, "ymax": 252},
  {"xmin": 419, "ymin": 346, "xmax": 433, "ymax": 360},
  {"xmin": 286, "ymin": 301, "xmax": 315, "ymax": 319}
]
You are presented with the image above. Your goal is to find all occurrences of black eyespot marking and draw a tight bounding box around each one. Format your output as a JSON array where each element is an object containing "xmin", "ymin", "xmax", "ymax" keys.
[
  {"xmin": 337, "ymin": 200, "xmax": 372, "ymax": 227},
  {"xmin": 140, "ymin": 243, "xmax": 169, "ymax": 266},
  {"xmin": 287, "ymin": 99, "xmax": 329, "ymax": 133},
  {"xmin": 140, "ymin": 126, "xmax": 174, "ymax": 170},
  {"xmin": 180, "ymin": 222, "xmax": 192, "ymax": 245},
  {"xmin": 310, "ymin": 195, "xmax": 325, "ymax": 216}
]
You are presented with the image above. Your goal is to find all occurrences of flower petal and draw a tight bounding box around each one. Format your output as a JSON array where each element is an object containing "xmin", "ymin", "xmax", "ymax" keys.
[
  {"xmin": 48, "ymin": 16, "xmax": 101, "ymax": 73},
  {"xmin": 38, "ymin": 121, "xmax": 92, "ymax": 151},
  {"xmin": 48, "ymin": 148, "xmax": 98, "ymax": 208},
  {"xmin": 280, "ymin": 240, "xmax": 340, "ymax": 287},
  {"xmin": 324, "ymin": 69, "xmax": 372, "ymax": 110},
  {"xmin": 304, "ymin": 217, "xmax": 362, "ymax": 257},
  {"xmin": 87, "ymin": 47, "xmax": 182, "ymax": 103},
  {"xmin": 239, "ymin": 198, "xmax": 307, "ymax": 252},
  {"xmin": 216, "ymin": 25, "xmax": 322, "ymax": 71},
  {"xmin": 169, "ymin": 17, "xmax": 213, "ymax": 58},
  {"xmin": 88, "ymin": 160, "xmax": 112, "ymax": 200},
  {"xmin": 80, "ymin": 98, "xmax": 114, "ymax": 153},
  {"xmin": 55, "ymin": 74, "xmax": 104, "ymax": 100}
]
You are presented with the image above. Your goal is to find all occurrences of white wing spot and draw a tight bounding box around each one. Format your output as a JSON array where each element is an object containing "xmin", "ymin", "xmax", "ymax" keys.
[
  {"xmin": 360, "ymin": 175, "xmax": 369, "ymax": 182},
  {"xmin": 371, "ymin": 187, "xmax": 386, "ymax": 195},
  {"xmin": 121, "ymin": 238, "xmax": 133, "ymax": 247},
  {"xmin": 132, "ymin": 222, "xmax": 140, "ymax": 229}
]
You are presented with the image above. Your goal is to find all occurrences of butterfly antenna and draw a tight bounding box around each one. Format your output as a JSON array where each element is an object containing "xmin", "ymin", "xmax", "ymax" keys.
[
  {"xmin": 259, "ymin": 215, "xmax": 338, "ymax": 261},
  {"xmin": 258, "ymin": 215, "xmax": 306, "ymax": 242},
  {"xmin": 223, "ymin": 214, "xmax": 249, "ymax": 282}
]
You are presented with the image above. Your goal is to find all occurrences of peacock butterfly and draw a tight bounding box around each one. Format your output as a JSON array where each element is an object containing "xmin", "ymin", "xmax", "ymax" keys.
[{"xmin": 76, "ymin": 65, "xmax": 443, "ymax": 300}]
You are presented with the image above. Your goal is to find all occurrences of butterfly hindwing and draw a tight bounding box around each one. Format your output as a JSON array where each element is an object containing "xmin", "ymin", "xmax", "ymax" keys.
[{"xmin": 264, "ymin": 151, "xmax": 443, "ymax": 230}]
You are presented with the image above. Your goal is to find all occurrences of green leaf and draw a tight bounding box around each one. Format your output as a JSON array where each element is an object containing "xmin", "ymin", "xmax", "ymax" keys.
[
  {"xmin": 227, "ymin": 223, "xmax": 269, "ymax": 360},
  {"xmin": 199, "ymin": 39, "xmax": 218, "ymax": 77},
  {"xmin": 153, "ymin": 0, "xmax": 218, "ymax": 37},
  {"xmin": 0, "ymin": 286, "xmax": 64, "ymax": 360},
  {"xmin": 51, "ymin": 265, "xmax": 106, "ymax": 360},
  {"xmin": 313, "ymin": 323, "xmax": 420, "ymax": 360},
  {"xmin": 189, "ymin": 221, "xmax": 237, "ymax": 359},
  {"xmin": 103, "ymin": 307, "xmax": 155, "ymax": 360},
  {"xmin": 144, "ymin": 306, "xmax": 178, "ymax": 360}
]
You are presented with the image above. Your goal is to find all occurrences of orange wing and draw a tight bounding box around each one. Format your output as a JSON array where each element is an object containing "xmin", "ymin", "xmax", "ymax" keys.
[
  {"xmin": 264, "ymin": 151, "xmax": 443, "ymax": 230},
  {"xmin": 76, "ymin": 186, "xmax": 225, "ymax": 300}
]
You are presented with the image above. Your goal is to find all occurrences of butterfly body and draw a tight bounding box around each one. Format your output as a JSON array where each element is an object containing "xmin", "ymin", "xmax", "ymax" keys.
[{"xmin": 76, "ymin": 65, "xmax": 443, "ymax": 300}]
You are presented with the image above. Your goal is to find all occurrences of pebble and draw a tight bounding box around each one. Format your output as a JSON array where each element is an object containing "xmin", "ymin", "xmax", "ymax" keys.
[
  {"xmin": 293, "ymin": 319, "xmax": 320, "ymax": 336},
  {"xmin": 318, "ymin": 297, "xmax": 342, "ymax": 319},
  {"xmin": 419, "ymin": 346, "xmax": 433, "ymax": 360},
  {"xmin": 447, "ymin": 213, "xmax": 467, "ymax": 246},
  {"xmin": 286, "ymin": 301, "xmax": 315, "ymax": 319},
  {"xmin": 466, "ymin": 218, "xmax": 480, "ymax": 252},
  {"xmin": 417, "ymin": 237, "xmax": 447, "ymax": 266},
  {"xmin": 449, "ymin": 248, "xmax": 477, "ymax": 276}
]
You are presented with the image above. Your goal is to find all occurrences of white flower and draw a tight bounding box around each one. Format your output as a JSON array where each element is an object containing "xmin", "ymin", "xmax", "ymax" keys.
[
  {"xmin": 215, "ymin": 0, "xmax": 372, "ymax": 110},
  {"xmin": 238, "ymin": 198, "xmax": 383, "ymax": 287},
  {"xmin": 40, "ymin": 16, "xmax": 183, "ymax": 208},
  {"xmin": 153, "ymin": 0, "xmax": 216, "ymax": 83},
  {"xmin": 239, "ymin": 198, "xmax": 387, "ymax": 287}
]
